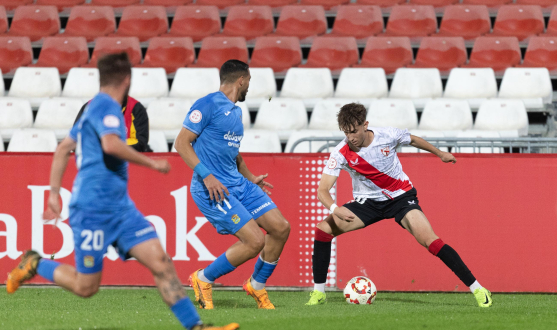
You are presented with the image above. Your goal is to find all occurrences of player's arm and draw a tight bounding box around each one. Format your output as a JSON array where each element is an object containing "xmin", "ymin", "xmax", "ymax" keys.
[
  {"xmin": 45, "ymin": 137, "xmax": 77, "ymax": 221},
  {"xmin": 236, "ymin": 153, "xmax": 273, "ymax": 195},
  {"xmin": 101, "ymin": 134, "xmax": 170, "ymax": 172},
  {"xmin": 317, "ymin": 173, "xmax": 355, "ymax": 223},
  {"xmin": 409, "ymin": 135, "xmax": 456, "ymax": 164}
]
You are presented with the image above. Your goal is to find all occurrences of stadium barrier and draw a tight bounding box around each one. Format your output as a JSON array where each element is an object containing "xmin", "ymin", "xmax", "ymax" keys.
[{"xmin": 1, "ymin": 153, "xmax": 556, "ymax": 292}]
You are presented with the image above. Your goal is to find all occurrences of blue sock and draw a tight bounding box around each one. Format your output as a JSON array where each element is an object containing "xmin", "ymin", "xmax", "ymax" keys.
[
  {"xmin": 252, "ymin": 255, "xmax": 265, "ymax": 279},
  {"xmin": 36, "ymin": 259, "xmax": 61, "ymax": 283},
  {"xmin": 171, "ymin": 297, "xmax": 202, "ymax": 330},
  {"xmin": 253, "ymin": 258, "xmax": 278, "ymax": 285},
  {"xmin": 203, "ymin": 253, "xmax": 236, "ymax": 282}
]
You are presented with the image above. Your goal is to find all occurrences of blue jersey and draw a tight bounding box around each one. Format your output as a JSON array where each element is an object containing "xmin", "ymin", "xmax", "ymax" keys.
[
  {"xmin": 68, "ymin": 93, "xmax": 134, "ymax": 211},
  {"xmin": 183, "ymin": 91, "xmax": 246, "ymax": 193}
]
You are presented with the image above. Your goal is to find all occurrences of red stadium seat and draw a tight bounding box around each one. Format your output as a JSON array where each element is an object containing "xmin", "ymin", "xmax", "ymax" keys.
[
  {"xmin": 193, "ymin": 36, "xmax": 248, "ymax": 68},
  {"xmin": 411, "ymin": 36, "xmax": 467, "ymax": 72},
  {"xmin": 114, "ymin": 6, "xmax": 168, "ymax": 42},
  {"xmin": 87, "ymin": 36, "xmax": 142, "ymax": 67},
  {"xmin": 521, "ymin": 36, "xmax": 557, "ymax": 72},
  {"xmin": 492, "ymin": 5, "xmax": 544, "ymax": 41},
  {"xmin": 141, "ymin": 37, "xmax": 194, "ymax": 73},
  {"xmin": 438, "ymin": 5, "xmax": 491, "ymax": 40},
  {"xmin": 330, "ymin": 5, "xmax": 384, "ymax": 40},
  {"xmin": 0, "ymin": 6, "xmax": 6, "ymax": 34},
  {"xmin": 249, "ymin": 0, "xmax": 297, "ymax": 7},
  {"xmin": 250, "ymin": 36, "xmax": 302, "ymax": 73},
  {"xmin": 356, "ymin": 0, "xmax": 406, "ymax": 7},
  {"xmin": 195, "ymin": 0, "xmax": 245, "ymax": 9},
  {"xmin": 275, "ymin": 5, "xmax": 327, "ymax": 40},
  {"xmin": 35, "ymin": 0, "xmax": 84, "ymax": 12},
  {"xmin": 222, "ymin": 6, "xmax": 274, "ymax": 41},
  {"xmin": 143, "ymin": 0, "xmax": 192, "ymax": 6},
  {"xmin": 63, "ymin": 6, "xmax": 115, "ymax": 42},
  {"xmin": 357, "ymin": 36, "xmax": 413, "ymax": 74},
  {"xmin": 544, "ymin": 7, "xmax": 557, "ymax": 35},
  {"xmin": 466, "ymin": 36, "xmax": 521, "ymax": 72},
  {"xmin": 6, "ymin": 6, "xmax": 60, "ymax": 42},
  {"xmin": 384, "ymin": 5, "xmax": 437, "ymax": 37},
  {"xmin": 34, "ymin": 37, "xmax": 88, "ymax": 74},
  {"xmin": 462, "ymin": 0, "xmax": 512, "ymax": 8},
  {"xmin": 303, "ymin": 36, "xmax": 359, "ymax": 71},
  {"xmin": 516, "ymin": 0, "xmax": 557, "ymax": 8},
  {"xmin": 168, "ymin": 6, "xmax": 221, "ymax": 42},
  {"xmin": 90, "ymin": 0, "xmax": 140, "ymax": 7},
  {"xmin": 0, "ymin": 0, "xmax": 33, "ymax": 11},
  {"xmin": 409, "ymin": 0, "xmax": 458, "ymax": 8},
  {"xmin": 300, "ymin": 0, "xmax": 350, "ymax": 10},
  {"xmin": 0, "ymin": 36, "xmax": 32, "ymax": 74}
]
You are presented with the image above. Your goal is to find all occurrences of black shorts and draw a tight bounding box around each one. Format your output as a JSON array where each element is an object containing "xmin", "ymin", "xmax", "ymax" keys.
[{"xmin": 343, "ymin": 188, "xmax": 423, "ymax": 228}]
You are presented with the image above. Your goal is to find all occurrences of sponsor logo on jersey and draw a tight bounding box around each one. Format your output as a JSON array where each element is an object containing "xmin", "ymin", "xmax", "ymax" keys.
[
  {"xmin": 251, "ymin": 202, "xmax": 274, "ymax": 215},
  {"xmin": 408, "ymin": 200, "xmax": 415, "ymax": 205},
  {"xmin": 84, "ymin": 256, "xmax": 94, "ymax": 268},
  {"xmin": 189, "ymin": 110, "xmax": 202, "ymax": 123},
  {"xmin": 103, "ymin": 115, "xmax": 120, "ymax": 128},
  {"xmin": 350, "ymin": 159, "xmax": 359, "ymax": 166},
  {"xmin": 224, "ymin": 131, "xmax": 243, "ymax": 148},
  {"xmin": 327, "ymin": 158, "xmax": 337, "ymax": 169},
  {"xmin": 231, "ymin": 214, "xmax": 241, "ymax": 224},
  {"xmin": 381, "ymin": 146, "xmax": 390, "ymax": 157},
  {"xmin": 224, "ymin": 111, "xmax": 231, "ymax": 116}
]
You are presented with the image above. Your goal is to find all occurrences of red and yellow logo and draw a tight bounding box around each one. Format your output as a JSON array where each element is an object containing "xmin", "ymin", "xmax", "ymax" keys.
[
  {"xmin": 231, "ymin": 214, "xmax": 241, "ymax": 224},
  {"xmin": 84, "ymin": 256, "xmax": 94, "ymax": 268}
]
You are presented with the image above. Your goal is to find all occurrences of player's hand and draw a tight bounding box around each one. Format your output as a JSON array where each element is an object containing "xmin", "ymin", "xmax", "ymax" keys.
[
  {"xmin": 252, "ymin": 173, "xmax": 274, "ymax": 195},
  {"xmin": 204, "ymin": 174, "xmax": 229, "ymax": 202},
  {"xmin": 439, "ymin": 152, "xmax": 457, "ymax": 164},
  {"xmin": 43, "ymin": 192, "xmax": 62, "ymax": 227},
  {"xmin": 333, "ymin": 206, "xmax": 356, "ymax": 223},
  {"xmin": 152, "ymin": 159, "xmax": 171, "ymax": 173}
]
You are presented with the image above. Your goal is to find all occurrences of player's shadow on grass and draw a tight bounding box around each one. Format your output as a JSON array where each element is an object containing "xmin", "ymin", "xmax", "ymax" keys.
[{"xmin": 216, "ymin": 299, "xmax": 262, "ymax": 309}]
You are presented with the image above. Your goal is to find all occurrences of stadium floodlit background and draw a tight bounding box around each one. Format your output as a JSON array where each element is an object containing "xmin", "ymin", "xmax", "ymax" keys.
[{"xmin": 1, "ymin": 0, "xmax": 557, "ymax": 329}]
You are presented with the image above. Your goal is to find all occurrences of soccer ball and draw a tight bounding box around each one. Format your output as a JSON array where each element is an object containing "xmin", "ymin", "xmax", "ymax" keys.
[{"xmin": 343, "ymin": 276, "xmax": 377, "ymax": 305}]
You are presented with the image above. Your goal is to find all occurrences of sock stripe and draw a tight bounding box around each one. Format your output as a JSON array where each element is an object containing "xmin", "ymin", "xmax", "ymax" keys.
[
  {"xmin": 315, "ymin": 228, "xmax": 334, "ymax": 242},
  {"xmin": 428, "ymin": 238, "xmax": 445, "ymax": 256}
]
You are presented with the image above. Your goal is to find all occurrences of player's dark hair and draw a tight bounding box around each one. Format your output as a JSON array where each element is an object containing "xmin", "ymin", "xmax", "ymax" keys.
[
  {"xmin": 220, "ymin": 60, "xmax": 249, "ymax": 84},
  {"xmin": 97, "ymin": 52, "xmax": 132, "ymax": 87},
  {"xmin": 337, "ymin": 103, "xmax": 367, "ymax": 132}
]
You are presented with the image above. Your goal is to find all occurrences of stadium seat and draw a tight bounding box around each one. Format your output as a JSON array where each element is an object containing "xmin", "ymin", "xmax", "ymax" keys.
[
  {"xmin": 515, "ymin": 0, "xmax": 556, "ymax": 7},
  {"xmin": 409, "ymin": 0, "xmax": 458, "ymax": 7},
  {"xmin": 128, "ymin": 68, "xmax": 169, "ymax": 106},
  {"xmin": 244, "ymin": 67, "xmax": 277, "ymax": 108},
  {"xmin": 285, "ymin": 130, "xmax": 339, "ymax": 153},
  {"xmin": 237, "ymin": 101, "xmax": 251, "ymax": 129},
  {"xmin": 35, "ymin": 0, "xmax": 85, "ymax": 12},
  {"xmin": 461, "ymin": 0, "xmax": 512, "ymax": 7},
  {"xmin": 411, "ymin": 36, "xmax": 467, "ymax": 73},
  {"xmin": 7, "ymin": 129, "xmax": 58, "ymax": 152},
  {"xmin": 0, "ymin": 69, "xmax": 4, "ymax": 92},
  {"xmin": 222, "ymin": 6, "xmax": 274, "ymax": 41},
  {"xmin": 389, "ymin": 68, "xmax": 443, "ymax": 108},
  {"xmin": 239, "ymin": 130, "xmax": 282, "ymax": 153},
  {"xmin": 7, "ymin": 6, "xmax": 60, "ymax": 42},
  {"xmin": 419, "ymin": 99, "xmax": 473, "ymax": 136},
  {"xmin": 498, "ymin": 68, "xmax": 552, "ymax": 108},
  {"xmin": 143, "ymin": 0, "xmax": 192, "ymax": 6},
  {"xmin": 474, "ymin": 99, "xmax": 529, "ymax": 136},
  {"xmin": 401, "ymin": 129, "xmax": 447, "ymax": 152},
  {"xmin": 521, "ymin": 36, "xmax": 557, "ymax": 73},
  {"xmin": 465, "ymin": 36, "xmax": 521, "ymax": 73},
  {"xmin": 147, "ymin": 98, "xmax": 192, "ymax": 140},
  {"xmin": 438, "ymin": 5, "xmax": 491, "ymax": 40},
  {"xmin": 148, "ymin": 130, "xmax": 169, "ymax": 153},
  {"xmin": 544, "ymin": 7, "xmax": 557, "ymax": 36},
  {"xmin": 491, "ymin": 5, "xmax": 544, "ymax": 41},
  {"xmin": 274, "ymin": 5, "xmax": 327, "ymax": 40},
  {"xmin": 61, "ymin": 68, "xmax": 100, "ymax": 99},
  {"xmin": 141, "ymin": 37, "xmax": 194, "ymax": 74},
  {"xmin": 193, "ymin": 36, "xmax": 248, "ymax": 68},
  {"xmin": 90, "ymin": 0, "xmax": 140, "ymax": 7},
  {"xmin": 444, "ymin": 68, "xmax": 498, "ymax": 108},
  {"xmin": 114, "ymin": 6, "xmax": 168, "ymax": 42},
  {"xmin": 34, "ymin": 37, "xmax": 89, "ymax": 75},
  {"xmin": 309, "ymin": 99, "xmax": 359, "ymax": 130},
  {"xmin": 454, "ymin": 130, "xmax": 502, "ymax": 153},
  {"xmin": 253, "ymin": 98, "xmax": 308, "ymax": 140},
  {"xmin": 0, "ymin": 6, "xmax": 6, "ymax": 34},
  {"xmin": 303, "ymin": 37, "xmax": 359, "ymax": 72},
  {"xmin": 330, "ymin": 5, "xmax": 383, "ymax": 40},
  {"xmin": 63, "ymin": 6, "xmax": 116, "ymax": 42},
  {"xmin": 357, "ymin": 36, "xmax": 413, "ymax": 74},
  {"xmin": 384, "ymin": 5, "xmax": 437, "ymax": 38},
  {"xmin": 249, "ymin": 0, "xmax": 297, "ymax": 7},
  {"xmin": 280, "ymin": 68, "xmax": 334, "ymax": 108},
  {"xmin": 169, "ymin": 68, "xmax": 220, "ymax": 100},
  {"xmin": 8, "ymin": 67, "xmax": 61, "ymax": 107},
  {"xmin": 195, "ymin": 0, "xmax": 245, "ymax": 9},
  {"xmin": 334, "ymin": 68, "xmax": 388, "ymax": 101},
  {"xmin": 167, "ymin": 6, "xmax": 221, "ymax": 42},
  {"xmin": 87, "ymin": 37, "xmax": 142, "ymax": 67},
  {"xmin": 0, "ymin": 36, "xmax": 32, "ymax": 74},
  {"xmin": 250, "ymin": 36, "xmax": 302, "ymax": 73},
  {"xmin": 300, "ymin": 0, "xmax": 350, "ymax": 10},
  {"xmin": 0, "ymin": 0, "xmax": 33, "ymax": 11},
  {"xmin": 367, "ymin": 99, "xmax": 418, "ymax": 129},
  {"xmin": 33, "ymin": 98, "xmax": 83, "ymax": 139},
  {"xmin": 356, "ymin": 0, "xmax": 406, "ymax": 7},
  {"xmin": 0, "ymin": 98, "xmax": 33, "ymax": 141}
]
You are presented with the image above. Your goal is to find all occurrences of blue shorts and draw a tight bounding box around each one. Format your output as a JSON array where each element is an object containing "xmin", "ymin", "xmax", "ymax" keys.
[
  {"xmin": 192, "ymin": 180, "xmax": 277, "ymax": 235},
  {"xmin": 70, "ymin": 206, "xmax": 159, "ymax": 274}
]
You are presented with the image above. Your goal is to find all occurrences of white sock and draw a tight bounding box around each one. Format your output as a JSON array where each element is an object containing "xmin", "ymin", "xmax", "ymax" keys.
[
  {"xmin": 197, "ymin": 269, "xmax": 214, "ymax": 284},
  {"xmin": 469, "ymin": 280, "xmax": 482, "ymax": 293},
  {"xmin": 250, "ymin": 278, "xmax": 265, "ymax": 291},
  {"xmin": 314, "ymin": 283, "xmax": 326, "ymax": 293}
]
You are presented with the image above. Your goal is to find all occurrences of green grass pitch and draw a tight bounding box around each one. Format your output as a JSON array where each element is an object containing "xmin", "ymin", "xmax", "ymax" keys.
[{"xmin": 1, "ymin": 288, "xmax": 556, "ymax": 330}]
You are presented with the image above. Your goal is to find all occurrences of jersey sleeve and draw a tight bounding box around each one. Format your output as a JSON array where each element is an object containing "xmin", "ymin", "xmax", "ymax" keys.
[
  {"xmin": 91, "ymin": 100, "xmax": 123, "ymax": 137},
  {"xmin": 391, "ymin": 127, "xmax": 411, "ymax": 146},
  {"xmin": 183, "ymin": 100, "xmax": 213, "ymax": 136},
  {"xmin": 322, "ymin": 150, "xmax": 345, "ymax": 177},
  {"xmin": 68, "ymin": 122, "xmax": 79, "ymax": 141}
]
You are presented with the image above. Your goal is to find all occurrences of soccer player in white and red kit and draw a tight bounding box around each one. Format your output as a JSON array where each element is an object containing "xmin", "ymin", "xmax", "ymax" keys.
[{"xmin": 305, "ymin": 103, "xmax": 493, "ymax": 308}]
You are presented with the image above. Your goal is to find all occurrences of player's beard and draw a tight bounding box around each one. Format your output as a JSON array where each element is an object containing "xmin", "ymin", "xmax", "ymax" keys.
[{"xmin": 238, "ymin": 88, "xmax": 248, "ymax": 102}]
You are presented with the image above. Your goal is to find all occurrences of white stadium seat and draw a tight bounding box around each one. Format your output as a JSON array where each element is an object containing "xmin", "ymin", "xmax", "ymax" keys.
[
  {"xmin": 253, "ymin": 98, "xmax": 308, "ymax": 140},
  {"xmin": 148, "ymin": 130, "xmax": 169, "ymax": 153},
  {"xmin": 147, "ymin": 98, "xmax": 192, "ymax": 140},
  {"xmin": 498, "ymin": 68, "xmax": 552, "ymax": 109},
  {"xmin": 367, "ymin": 99, "xmax": 418, "ymax": 130},
  {"xmin": 0, "ymin": 69, "xmax": 5, "ymax": 96},
  {"xmin": 280, "ymin": 68, "xmax": 334, "ymax": 108},
  {"xmin": 33, "ymin": 98, "xmax": 83, "ymax": 140},
  {"xmin": 401, "ymin": 130, "xmax": 448, "ymax": 153},
  {"xmin": 334, "ymin": 68, "xmax": 388, "ymax": 103},
  {"xmin": 8, "ymin": 67, "xmax": 62, "ymax": 107},
  {"xmin": 239, "ymin": 130, "xmax": 282, "ymax": 153},
  {"xmin": 244, "ymin": 68, "xmax": 277, "ymax": 109},
  {"xmin": 236, "ymin": 101, "xmax": 251, "ymax": 129},
  {"xmin": 444, "ymin": 68, "xmax": 498, "ymax": 108},
  {"xmin": 285, "ymin": 130, "xmax": 340, "ymax": 153},
  {"xmin": 389, "ymin": 68, "xmax": 443, "ymax": 108},
  {"xmin": 0, "ymin": 140, "xmax": 4, "ymax": 151},
  {"xmin": 7, "ymin": 129, "xmax": 58, "ymax": 152},
  {"xmin": 455, "ymin": 130, "xmax": 502, "ymax": 153},
  {"xmin": 419, "ymin": 99, "xmax": 473, "ymax": 136},
  {"xmin": 474, "ymin": 99, "xmax": 529, "ymax": 136},
  {"xmin": 61, "ymin": 68, "xmax": 100, "ymax": 99},
  {"xmin": 309, "ymin": 98, "xmax": 360, "ymax": 131},
  {"xmin": 0, "ymin": 98, "xmax": 33, "ymax": 141},
  {"xmin": 129, "ymin": 68, "xmax": 169, "ymax": 106},
  {"xmin": 169, "ymin": 68, "xmax": 220, "ymax": 100}
]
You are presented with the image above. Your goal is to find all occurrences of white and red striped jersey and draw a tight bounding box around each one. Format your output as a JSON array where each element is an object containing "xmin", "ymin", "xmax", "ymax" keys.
[{"xmin": 323, "ymin": 127, "xmax": 413, "ymax": 201}]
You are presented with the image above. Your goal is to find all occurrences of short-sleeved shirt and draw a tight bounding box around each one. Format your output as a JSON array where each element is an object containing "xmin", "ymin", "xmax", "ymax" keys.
[
  {"xmin": 68, "ymin": 93, "xmax": 134, "ymax": 211},
  {"xmin": 323, "ymin": 127, "xmax": 413, "ymax": 201},
  {"xmin": 183, "ymin": 91, "xmax": 246, "ymax": 193}
]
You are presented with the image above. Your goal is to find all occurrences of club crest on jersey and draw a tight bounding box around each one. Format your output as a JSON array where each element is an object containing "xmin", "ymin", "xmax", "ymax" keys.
[
  {"xmin": 327, "ymin": 158, "xmax": 337, "ymax": 169},
  {"xmin": 189, "ymin": 110, "xmax": 202, "ymax": 123},
  {"xmin": 231, "ymin": 214, "xmax": 241, "ymax": 224},
  {"xmin": 84, "ymin": 256, "xmax": 94, "ymax": 268},
  {"xmin": 381, "ymin": 146, "xmax": 390, "ymax": 157}
]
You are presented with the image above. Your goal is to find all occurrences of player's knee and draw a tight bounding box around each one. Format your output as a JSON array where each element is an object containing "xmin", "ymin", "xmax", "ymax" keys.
[
  {"xmin": 276, "ymin": 220, "xmax": 291, "ymax": 241},
  {"xmin": 75, "ymin": 283, "xmax": 99, "ymax": 298},
  {"xmin": 248, "ymin": 234, "xmax": 266, "ymax": 258}
]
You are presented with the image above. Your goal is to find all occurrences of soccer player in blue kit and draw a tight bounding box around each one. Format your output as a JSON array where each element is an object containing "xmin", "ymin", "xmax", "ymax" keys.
[
  {"xmin": 6, "ymin": 53, "xmax": 239, "ymax": 330},
  {"xmin": 175, "ymin": 60, "xmax": 291, "ymax": 310}
]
